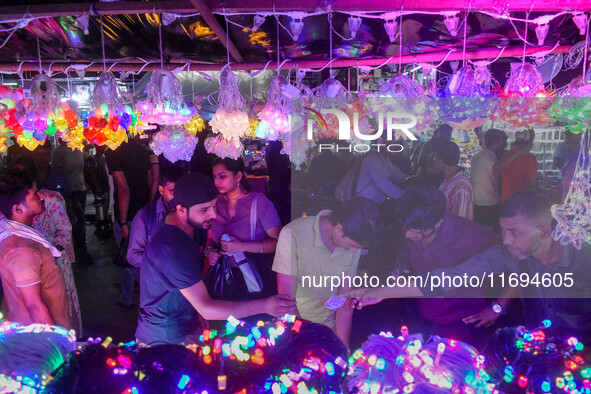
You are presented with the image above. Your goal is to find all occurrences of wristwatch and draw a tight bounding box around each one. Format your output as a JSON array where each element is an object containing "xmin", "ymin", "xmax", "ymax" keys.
[{"xmin": 491, "ymin": 301, "xmax": 506, "ymax": 315}]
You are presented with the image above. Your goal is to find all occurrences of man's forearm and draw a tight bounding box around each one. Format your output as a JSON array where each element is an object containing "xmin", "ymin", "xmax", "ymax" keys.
[
  {"xmin": 118, "ymin": 189, "xmax": 130, "ymax": 223},
  {"xmin": 198, "ymin": 298, "xmax": 268, "ymax": 321},
  {"xmin": 27, "ymin": 302, "xmax": 55, "ymax": 326}
]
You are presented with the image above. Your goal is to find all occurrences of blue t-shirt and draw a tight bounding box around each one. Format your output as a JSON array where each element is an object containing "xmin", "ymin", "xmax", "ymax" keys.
[{"xmin": 135, "ymin": 224, "xmax": 202, "ymax": 345}]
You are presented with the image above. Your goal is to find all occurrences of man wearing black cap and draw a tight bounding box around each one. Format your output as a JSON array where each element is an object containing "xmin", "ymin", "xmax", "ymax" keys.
[{"xmin": 135, "ymin": 173, "xmax": 297, "ymax": 346}]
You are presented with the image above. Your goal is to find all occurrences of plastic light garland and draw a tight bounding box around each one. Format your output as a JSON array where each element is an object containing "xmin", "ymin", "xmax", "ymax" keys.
[
  {"xmin": 208, "ymin": 67, "xmax": 250, "ymax": 158},
  {"xmin": 551, "ymin": 130, "xmax": 591, "ymax": 249},
  {"xmin": 137, "ymin": 69, "xmax": 197, "ymax": 126},
  {"xmin": 13, "ymin": 75, "xmax": 80, "ymax": 150},
  {"xmin": 149, "ymin": 125, "xmax": 198, "ymax": 163},
  {"xmin": 184, "ymin": 115, "xmax": 206, "ymax": 135},
  {"xmin": 258, "ymin": 75, "xmax": 292, "ymax": 138},
  {"xmin": 492, "ymin": 63, "xmax": 554, "ymax": 127},
  {"xmin": 0, "ymin": 315, "xmax": 77, "ymax": 394},
  {"xmin": 205, "ymin": 134, "xmax": 244, "ymax": 160},
  {"xmin": 183, "ymin": 315, "xmax": 348, "ymax": 393},
  {"xmin": 548, "ymin": 77, "xmax": 591, "ymax": 134},
  {"xmin": 83, "ymin": 103, "xmax": 128, "ymax": 150},
  {"xmin": 437, "ymin": 65, "xmax": 497, "ymax": 125},
  {"xmin": 347, "ymin": 326, "xmax": 498, "ymax": 394},
  {"xmin": 485, "ymin": 320, "xmax": 590, "ymax": 394}
]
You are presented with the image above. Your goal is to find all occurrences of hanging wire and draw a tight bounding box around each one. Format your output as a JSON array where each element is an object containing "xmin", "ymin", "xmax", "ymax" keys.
[
  {"xmin": 36, "ymin": 35, "xmax": 42, "ymax": 73},
  {"xmin": 66, "ymin": 71, "xmax": 72, "ymax": 100},
  {"xmin": 398, "ymin": 4, "xmax": 404, "ymax": 72},
  {"xmin": 583, "ymin": 14, "xmax": 590, "ymax": 81},
  {"xmin": 523, "ymin": 0, "xmax": 535, "ymax": 64},
  {"xmin": 100, "ymin": 16, "xmax": 107, "ymax": 72},
  {"xmin": 276, "ymin": 11, "xmax": 281, "ymax": 73},
  {"xmin": 224, "ymin": 12, "xmax": 231, "ymax": 66},
  {"xmin": 462, "ymin": 3, "xmax": 470, "ymax": 68},
  {"xmin": 158, "ymin": 14, "xmax": 164, "ymax": 68},
  {"xmin": 192, "ymin": 65, "xmax": 195, "ymax": 101},
  {"xmin": 328, "ymin": 13, "xmax": 333, "ymax": 75}
]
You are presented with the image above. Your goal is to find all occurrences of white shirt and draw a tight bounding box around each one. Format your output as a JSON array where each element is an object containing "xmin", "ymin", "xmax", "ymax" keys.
[{"xmin": 470, "ymin": 149, "xmax": 500, "ymax": 206}]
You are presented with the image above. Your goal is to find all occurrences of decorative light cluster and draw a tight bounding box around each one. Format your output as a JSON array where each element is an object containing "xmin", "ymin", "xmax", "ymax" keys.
[
  {"xmin": 552, "ymin": 130, "xmax": 591, "ymax": 249},
  {"xmin": 208, "ymin": 67, "xmax": 249, "ymax": 158},
  {"xmin": 83, "ymin": 103, "xmax": 128, "ymax": 150},
  {"xmin": 184, "ymin": 315, "xmax": 347, "ymax": 393},
  {"xmin": 137, "ymin": 68, "xmax": 198, "ymax": 125},
  {"xmin": 149, "ymin": 125, "xmax": 198, "ymax": 163},
  {"xmin": 489, "ymin": 320, "xmax": 590, "ymax": 394},
  {"xmin": 257, "ymin": 76, "xmax": 292, "ymax": 141},
  {"xmin": 0, "ymin": 314, "xmax": 77, "ymax": 394},
  {"xmin": 492, "ymin": 64, "xmax": 554, "ymax": 127},
  {"xmin": 438, "ymin": 65, "xmax": 497, "ymax": 125},
  {"xmin": 548, "ymin": 77, "xmax": 591, "ymax": 134},
  {"xmin": 347, "ymin": 326, "xmax": 498, "ymax": 394}
]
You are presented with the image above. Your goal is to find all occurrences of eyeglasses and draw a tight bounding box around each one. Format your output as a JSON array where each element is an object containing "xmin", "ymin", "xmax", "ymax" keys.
[{"xmin": 404, "ymin": 227, "xmax": 435, "ymax": 239}]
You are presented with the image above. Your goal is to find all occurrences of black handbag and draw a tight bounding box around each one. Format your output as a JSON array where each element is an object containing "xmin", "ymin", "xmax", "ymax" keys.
[
  {"xmin": 243, "ymin": 252, "xmax": 277, "ymax": 297},
  {"xmin": 204, "ymin": 255, "xmax": 248, "ymax": 300}
]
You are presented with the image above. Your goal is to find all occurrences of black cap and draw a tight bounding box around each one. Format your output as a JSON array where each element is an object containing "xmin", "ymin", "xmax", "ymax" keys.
[{"xmin": 173, "ymin": 173, "xmax": 219, "ymax": 208}]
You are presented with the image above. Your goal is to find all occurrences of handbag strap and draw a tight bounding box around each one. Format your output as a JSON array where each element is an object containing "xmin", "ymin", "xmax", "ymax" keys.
[{"xmin": 250, "ymin": 194, "xmax": 259, "ymax": 241}]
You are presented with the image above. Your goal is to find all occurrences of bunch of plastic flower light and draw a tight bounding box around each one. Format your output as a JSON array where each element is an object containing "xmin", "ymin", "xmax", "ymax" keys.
[
  {"xmin": 15, "ymin": 74, "xmax": 80, "ymax": 151},
  {"xmin": 184, "ymin": 96, "xmax": 207, "ymax": 136},
  {"xmin": 149, "ymin": 125, "xmax": 198, "ymax": 163},
  {"xmin": 257, "ymin": 75, "xmax": 291, "ymax": 140},
  {"xmin": 183, "ymin": 314, "xmax": 348, "ymax": 393},
  {"xmin": 184, "ymin": 114, "xmax": 205, "ymax": 135},
  {"xmin": 547, "ymin": 77, "xmax": 591, "ymax": 134},
  {"xmin": 491, "ymin": 63, "xmax": 554, "ymax": 128},
  {"xmin": 437, "ymin": 65, "xmax": 498, "ymax": 125},
  {"xmin": 83, "ymin": 103, "xmax": 127, "ymax": 150},
  {"xmin": 485, "ymin": 320, "xmax": 589, "ymax": 394},
  {"xmin": 207, "ymin": 67, "xmax": 249, "ymax": 158},
  {"xmin": 137, "ymin": 69, "xmax": 197, "ymax": 126},
  {"xmin": 551, "ymin": 129, "xmax": 591, "ymax": 249},
  {"xmin": 0, "ymin": 86, "xmax": 26, "ymax": 153},
  {"xmin": 0, "ymin": 313, "xmax": 77, "ymax": 394},
  {"xmin": 347, "ymin": 326, "xmax": 498, "ymax": 394},
  {"xmin": 90, "ymin": 73, "xmax": 139, "ymax": 138}
]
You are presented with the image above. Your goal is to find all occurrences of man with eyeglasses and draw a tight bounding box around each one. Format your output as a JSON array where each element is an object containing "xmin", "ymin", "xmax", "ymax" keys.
[
  {"xmin": 0, "ymin": 169, "xmax": 70, "ymax": 329},
  {"xmin": 394, "ymin": 186, "xmax": 509, "ymax": 348}
]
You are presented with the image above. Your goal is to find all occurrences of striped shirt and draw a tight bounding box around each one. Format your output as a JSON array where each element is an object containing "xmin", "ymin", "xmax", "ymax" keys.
[{"xmin": 439, "ymin": 170, "xmax": 474, "ymax": 220}]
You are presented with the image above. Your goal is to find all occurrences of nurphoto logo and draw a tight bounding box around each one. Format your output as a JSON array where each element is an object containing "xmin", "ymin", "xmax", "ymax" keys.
[{"xmin": 303, "ymin": 104, "xmax": 419, "ymax": 153}]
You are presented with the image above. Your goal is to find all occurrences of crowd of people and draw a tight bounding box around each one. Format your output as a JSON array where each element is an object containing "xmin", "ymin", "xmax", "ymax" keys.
[{"xmin": 0, "ymin": 123, "xmax": 589, "ymax": 356}]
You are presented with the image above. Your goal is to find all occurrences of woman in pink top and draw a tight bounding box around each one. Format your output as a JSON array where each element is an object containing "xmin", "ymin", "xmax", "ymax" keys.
[{"xmin": 205, "ymin": 158, "xmax": 282, "ymax": 296}]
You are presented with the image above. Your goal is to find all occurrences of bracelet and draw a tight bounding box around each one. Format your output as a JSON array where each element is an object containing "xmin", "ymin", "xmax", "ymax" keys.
[
  {"xmin": 259, "ymin": 241, "xmax": 264, "ymax": 253},
  {"xmin": 119, "ymin": 221, "xmax": 130, "ymax": 227}
]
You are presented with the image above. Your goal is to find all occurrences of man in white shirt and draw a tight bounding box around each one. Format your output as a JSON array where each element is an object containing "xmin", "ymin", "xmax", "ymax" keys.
[{"xmin": 470, "ymin": 129, "xmax": 527, "ymax": 230}]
